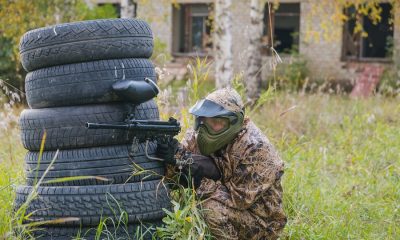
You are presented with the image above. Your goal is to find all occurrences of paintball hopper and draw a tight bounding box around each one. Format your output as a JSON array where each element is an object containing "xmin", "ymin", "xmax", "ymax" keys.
[{"xmin": 112, "ymin": 78, "xmax": 159, "ymax": 104}]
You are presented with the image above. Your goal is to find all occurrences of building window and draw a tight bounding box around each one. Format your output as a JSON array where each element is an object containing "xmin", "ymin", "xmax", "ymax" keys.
[
  {"xmin": 172, "ymin": 4, "xmax": 213, "ymax": 55},
  {"xmin": 342, "ymin": 3, "xmax": 393, "ymax": 61},
  {"xmin": 263, "ymin": 3, "xmax": 300, "ymax": 54}
]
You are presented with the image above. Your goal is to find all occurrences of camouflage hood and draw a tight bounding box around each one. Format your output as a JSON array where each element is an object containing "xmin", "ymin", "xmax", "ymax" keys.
[{"xmin": 189, "ymin": 88, "xmax": 245, "ymax": 155}]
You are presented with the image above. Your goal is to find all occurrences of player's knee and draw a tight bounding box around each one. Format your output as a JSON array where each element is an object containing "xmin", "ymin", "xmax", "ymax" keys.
[{"xmin": 201, "ymin": 199, "xmax": 229, "ymax": 225}]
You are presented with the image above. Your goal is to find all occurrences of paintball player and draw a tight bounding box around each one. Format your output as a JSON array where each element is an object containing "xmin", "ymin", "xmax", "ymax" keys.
[{"xmin": 157, "ymin": 88, "xmax": 287, "ymax": 240}]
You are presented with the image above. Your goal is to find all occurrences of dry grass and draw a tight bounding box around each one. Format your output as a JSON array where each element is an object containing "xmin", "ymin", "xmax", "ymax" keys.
[
  {"xmin": 253, "ymin": 93, "xmax": 400, "ymax": 239},
  {"xmin": 1, "ymin": 90, "xmax": 399, "ymax": 239}
]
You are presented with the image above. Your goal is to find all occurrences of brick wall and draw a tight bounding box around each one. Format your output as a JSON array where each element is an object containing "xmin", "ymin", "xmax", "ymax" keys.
[
  {"xmin": 136, "ymin": 0, "xmax": 399, "ymax": 83},
  {"xmin": 298, "ymin": 0, "xmax": 394, "ymax": 83}
]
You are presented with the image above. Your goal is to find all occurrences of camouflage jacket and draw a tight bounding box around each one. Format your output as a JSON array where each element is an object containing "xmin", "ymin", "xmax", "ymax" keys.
[{"xmin": 178, "ymin": 118, "xmax": 287, "ymax": 230}]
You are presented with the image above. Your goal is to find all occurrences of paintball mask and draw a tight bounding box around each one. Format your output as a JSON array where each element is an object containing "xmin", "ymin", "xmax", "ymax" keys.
[{"xmin": 190, "ymin": 98, "xmax": 244, "ymax": 156}]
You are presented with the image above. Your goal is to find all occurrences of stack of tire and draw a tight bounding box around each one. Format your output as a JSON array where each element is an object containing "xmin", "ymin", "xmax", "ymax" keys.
[{"xmin": 14, "ymin": 19, "xmax": 170, "ymax": 239}]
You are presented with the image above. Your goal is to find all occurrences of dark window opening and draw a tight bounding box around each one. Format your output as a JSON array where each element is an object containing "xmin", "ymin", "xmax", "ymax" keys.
[
  {"xmin": 172, "ymin": 4, "xmax": 213, "ymax": 55},
  {"xmin": 263, "ymin": 3, "xmax": 300, "ymax": 54},
  {"xmin": 342, "ymin": 3, "xmax": 393, "ymax": 61}
]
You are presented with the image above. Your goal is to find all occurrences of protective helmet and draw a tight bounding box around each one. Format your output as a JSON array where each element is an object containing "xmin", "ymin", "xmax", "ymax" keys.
[{"xmin": 189, "ymin": 88, "xmax": 245, "ymax": 155}]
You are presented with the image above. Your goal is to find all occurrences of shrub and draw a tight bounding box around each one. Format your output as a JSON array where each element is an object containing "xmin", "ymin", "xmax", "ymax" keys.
[
  {"xmin": 269, "ymin": 54, "xmax": 309, "ymax": 92},
  {"xmin": 378, "ymin": 66, "xmax": 400, "ymax": 97}
]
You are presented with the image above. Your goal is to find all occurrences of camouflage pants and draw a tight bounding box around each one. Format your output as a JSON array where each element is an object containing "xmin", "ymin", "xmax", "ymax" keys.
[{"xmin": 201, "ymin": 199, "xmax": 280, "ymax": 240}]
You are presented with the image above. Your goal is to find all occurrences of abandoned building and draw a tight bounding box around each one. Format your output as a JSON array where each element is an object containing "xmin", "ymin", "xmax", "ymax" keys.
[{"xmin": 93, "ymin": 0, "xmax": 400, "ymax": 91}]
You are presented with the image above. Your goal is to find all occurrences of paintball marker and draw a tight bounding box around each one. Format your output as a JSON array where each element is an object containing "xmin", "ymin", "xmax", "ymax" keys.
[{"xmin": 86, "ymin": 117, "xmax": 181, "ymax": 162}]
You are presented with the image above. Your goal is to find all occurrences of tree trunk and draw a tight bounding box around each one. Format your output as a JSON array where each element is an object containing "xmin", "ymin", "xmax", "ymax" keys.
[
  {"xmin": 214, "ymin": 0, "xmax": 233, "ymax": 89},
  {"xmin": 245, "ymin": 0, "xmax": 264, "ymax": 101},
  {"xmin": 120, "ymin": 0, "xmax": 136, "ymax": 18}
]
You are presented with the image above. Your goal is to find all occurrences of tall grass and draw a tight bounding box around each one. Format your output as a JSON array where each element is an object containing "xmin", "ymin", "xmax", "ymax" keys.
[
  {"xmin": 1, "ymin": 70, "xmax": 400, "ymax": 239},
  {"xmin": 252, "ymin": 94, "xmax": 400, "ymax": 239},
  {"xmin": 155, "ymin": 57, "xmax": 399, "ymax": 239},
  {"xmin": 0, "ymin": 80, "xmax": 26, "ymax": 238},
  {"xmin": 0, "ymin": 125, "xmax": 25, "ymax": 239},
  {"xmin": 155, "ymin": 58, "xmax": 216, "ymax": 239}
]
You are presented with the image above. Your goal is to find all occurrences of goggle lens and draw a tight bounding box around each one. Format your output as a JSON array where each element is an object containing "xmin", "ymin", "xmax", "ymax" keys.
[{"xmin": 195, "ymin": 116, "xmax": 232, "ymax": 134}]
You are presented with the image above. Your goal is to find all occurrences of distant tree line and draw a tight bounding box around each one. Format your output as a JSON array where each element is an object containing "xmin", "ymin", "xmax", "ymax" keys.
[{"xmin": 0, "ymin": 0, "xmax": 117, "ymax": 101}]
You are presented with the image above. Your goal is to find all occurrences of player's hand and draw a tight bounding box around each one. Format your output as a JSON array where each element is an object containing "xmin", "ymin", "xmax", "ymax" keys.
[
  {"xmin": 182, "ymin": 154, "xmax": 221, "ymax": 188},
  {"xmin": 156, "ymin": 138, "xmax": 179, "ymax": 165}
]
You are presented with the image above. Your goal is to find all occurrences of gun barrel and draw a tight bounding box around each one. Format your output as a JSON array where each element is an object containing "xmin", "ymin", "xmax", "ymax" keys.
[
  {"xmin": 86, "ymin": 122, "xmax": 180, "ymax": 132},
  {"xmin": 86, "ymin": 122, "xmax": 130, "ymax": 129},
  {"xmin": 129, "ymin": 120, "xmax": 176, "ymax": 125},
  {"xmin": 134, "ymin": 124, "xmax": 180, "ymax": 132}
]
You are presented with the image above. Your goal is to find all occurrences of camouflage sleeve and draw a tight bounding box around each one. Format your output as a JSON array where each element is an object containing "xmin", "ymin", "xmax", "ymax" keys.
[
  {"xmin": 179, "ymin": 128, "xmax": 200, "ymax": 154},
  {"xmin": 209, "ymin": 143, "xmax": 284, "ymax": 210}
]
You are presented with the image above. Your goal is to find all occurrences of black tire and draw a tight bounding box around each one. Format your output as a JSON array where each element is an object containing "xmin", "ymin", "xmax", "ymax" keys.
[
  {"xmin": 14, "ymin": 180, "xmax": 170, "ymax": 226},
  {"xmin": 25, "ymin": 143, "xmax": 165, "ymax": 186},
  {"xmin": 19, "ymin": 100, "xmax": 159, "ymax": 151},
  {"xmin": 32, "ymin": 221, "xmax": 163, "ymax": 240},
  {"xmin": 19, "ymin": 18, "xmax": 153, "ymax": 71},
  {"xmin": 25, "ymin": 58, "xmax": 156, "ymax": 108}
]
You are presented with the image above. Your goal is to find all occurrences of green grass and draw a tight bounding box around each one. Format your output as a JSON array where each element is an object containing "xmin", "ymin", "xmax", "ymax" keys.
[
  {"xmin": 1, "ymin": 93, "xmax": 399, "ymax": 239},
  {"xmin": 252, "ymin": 94, "xmax": 400, "ymax": 239},
  {"xmin": 0, "ymin": 124, "xmax": 25, "ymax": 237}
]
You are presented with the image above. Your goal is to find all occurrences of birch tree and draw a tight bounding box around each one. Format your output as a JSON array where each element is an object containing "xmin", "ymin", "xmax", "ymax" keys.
[
  {"xmin": 214, "ymin": 0, "xmax": 233, "ymax": 89},
  {"xmin": 245, "ymin": 0, "xmax": 264, "ymax": 101},
  {"xmin": 121, "ymin": 0, "xmax": 136, "ymax": 18}
]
